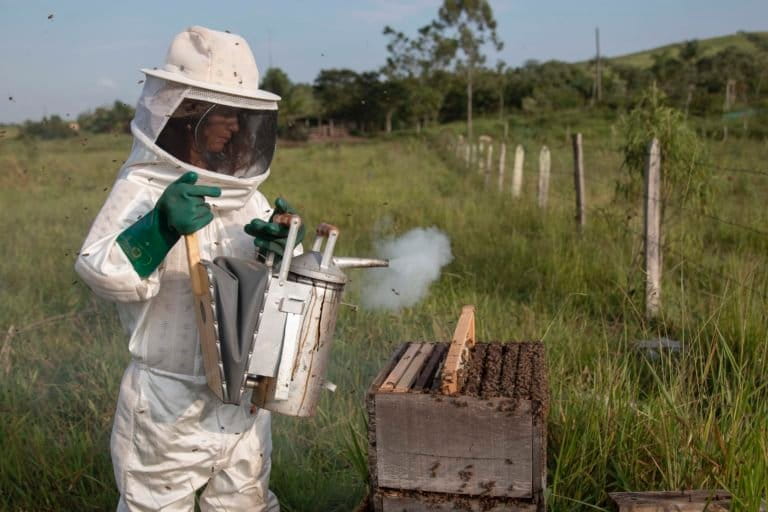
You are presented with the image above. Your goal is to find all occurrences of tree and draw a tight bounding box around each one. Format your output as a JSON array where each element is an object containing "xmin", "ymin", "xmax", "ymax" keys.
[
  {"xmin": 620, "ymin": 84, "xmax": 711, "ymax": 209},
  {"xmin": 20, "ymin": 115, "xmax": 77, "ymax": 139},
  {"xmin": 382, "ymin": 23, "xmax": 454, "ymax": 132},
  {"xmin": 282, "ymin": 83, "xmax": 319, "ymax": 120},
  {"xmin": 313, "ymin": 68, "xmax": 360, "ymax": 122},
  {"xmin": 435, "ymin": 0, "xmax": 503, "ymax": 138},
  {"xmin": 312, "ymin": 69, "xmax": 390, "ymax": 133},
  {"xmin": 679, "ymin": 39, "xmax": 700, "ymax": 62},
  {"xmin": 78, "ymin": 101, "xmax": 134, "ymax": 134},
  {"xmin": 260, "ymin": 67, "xmax": 292, "ymax": 98}
]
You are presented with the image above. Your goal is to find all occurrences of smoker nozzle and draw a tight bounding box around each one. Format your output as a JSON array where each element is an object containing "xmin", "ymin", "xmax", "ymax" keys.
[{"xmin": 332, "ymin": 257, "xmax": 389, "ymax": 269}]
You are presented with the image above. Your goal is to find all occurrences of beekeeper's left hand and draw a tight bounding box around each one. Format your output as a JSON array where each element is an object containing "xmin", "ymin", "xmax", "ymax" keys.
[{"xmin": 244, "ymin": 197, "xmax": 305, "ymax": 257}]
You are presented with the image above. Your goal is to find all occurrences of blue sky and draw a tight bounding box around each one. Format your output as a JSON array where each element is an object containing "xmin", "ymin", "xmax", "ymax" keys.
[{"xmin": 1, "ymin": 0, "xmax": 766, "ymax": 123}]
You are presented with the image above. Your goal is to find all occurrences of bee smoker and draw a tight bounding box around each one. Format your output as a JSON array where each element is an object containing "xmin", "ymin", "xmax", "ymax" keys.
[{"xmin": 185, "ymin": 216, "xmax": 388, "ymax": 417}]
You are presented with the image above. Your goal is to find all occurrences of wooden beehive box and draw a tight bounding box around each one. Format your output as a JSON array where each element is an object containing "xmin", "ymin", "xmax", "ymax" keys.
[
  {"xmin": 609, "ymin": 490, "xmax": 766, "ymax": 512},
  {"xmin": 366, "ymin": 307, "xmax": 548, "ymax": 512}
]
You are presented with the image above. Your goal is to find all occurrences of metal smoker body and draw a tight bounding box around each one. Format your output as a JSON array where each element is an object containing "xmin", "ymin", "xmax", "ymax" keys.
[{"xmin": 189, "ymin": 217, "xmax": 387, "ymax": 417}]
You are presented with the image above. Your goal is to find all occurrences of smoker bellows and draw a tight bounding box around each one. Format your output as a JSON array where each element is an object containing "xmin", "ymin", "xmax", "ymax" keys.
[
  {"xmin": 185, "ymin": 215, "xmax": 387, "ymax": 417},
  {"xmin": 365, "ymin": 306, "xmax": 549, "ymax": 512}
]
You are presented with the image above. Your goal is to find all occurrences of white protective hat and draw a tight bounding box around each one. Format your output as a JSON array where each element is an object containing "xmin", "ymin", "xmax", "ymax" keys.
[
  {"xmin": 123, "ymin": 26, "xmax": 282, "ymax": 209},
  {"xmin": 142, "ymin": 26, "xmax": 280, "ymax": 103}
]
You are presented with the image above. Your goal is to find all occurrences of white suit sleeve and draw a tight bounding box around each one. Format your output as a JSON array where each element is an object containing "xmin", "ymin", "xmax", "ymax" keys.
[{"xmin": 75, "ymin": 177, "xmax": 164, "ymax": 303}]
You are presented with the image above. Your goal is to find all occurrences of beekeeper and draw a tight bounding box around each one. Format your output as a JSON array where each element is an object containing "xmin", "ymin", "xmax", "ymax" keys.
[{"xmin": 75, "ymin": 26, "xmax": 300, "ymax": 511}]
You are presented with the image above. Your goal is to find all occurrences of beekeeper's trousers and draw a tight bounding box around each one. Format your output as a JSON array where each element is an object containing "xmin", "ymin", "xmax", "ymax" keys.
[{"xmin": 112, "ymin": 362, "xmax": 279, "ymax": 511}]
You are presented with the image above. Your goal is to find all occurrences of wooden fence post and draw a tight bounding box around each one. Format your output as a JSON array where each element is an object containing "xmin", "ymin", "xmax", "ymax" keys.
[
  {"xmin": 478, "ymin": 141, "xmax": 485, "ymax": 174},
  {"xmin": 465, "ymin": 142, "xmax": 471, "ymax": 167},
  {"xmin": 498, "ymin": 143, "xmax": 507, "ymax": 192},
  {"xmin": 572, "ymin": 133, "xmax": 586, "ymax": 228},
  {"xmin": 538, "ymin": 146, "xmax": 550, "ymax": 208},
  {"xmin": 512, "ymin": 144, "xmax": 525, "ymax": 198},
  {"xmin": 644, "ymin": 138, "xmax": 662, "ymax": 319},
  {"xmin": 484, "ymin": 144, "xmax": 494, "ymax": 188}
]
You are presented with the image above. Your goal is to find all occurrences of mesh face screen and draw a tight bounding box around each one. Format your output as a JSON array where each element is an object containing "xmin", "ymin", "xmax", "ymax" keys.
[{"xmin": 158, "ymin": 99, "xmax": 278, "ymax": 176}]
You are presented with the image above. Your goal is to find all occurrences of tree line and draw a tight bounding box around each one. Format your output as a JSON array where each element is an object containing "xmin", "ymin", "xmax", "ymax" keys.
[
  {"xmin": 18, "ymin": 0, "xmax": 768, "ymax": 141},
  {"xmin": 18, "ymin": 100, "xmax": 134, "ymax": 140}
]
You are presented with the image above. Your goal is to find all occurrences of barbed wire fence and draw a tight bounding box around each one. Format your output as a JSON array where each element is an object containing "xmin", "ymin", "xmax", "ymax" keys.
[{"xmin": 438, "ymin": 131, "xmax": 768, "ymax": 320}]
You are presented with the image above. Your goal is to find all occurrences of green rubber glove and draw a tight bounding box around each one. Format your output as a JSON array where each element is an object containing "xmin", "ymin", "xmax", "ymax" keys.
[
  {"xmin": 244, "ymin": 197, "xmax": 305, "ymax": 259},
  {"xmin": 117, "ymin": 171, "xmax": 221, "ymax": 278}
]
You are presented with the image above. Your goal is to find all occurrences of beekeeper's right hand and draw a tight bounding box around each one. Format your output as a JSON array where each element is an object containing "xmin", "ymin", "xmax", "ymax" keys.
[
  {"xmin": 117, "ymin": 172, "xmax": 221, "ymax": 278},
  {"xmin": 244, "ymin": 197, "xmax": 305, "ymax": 259}
]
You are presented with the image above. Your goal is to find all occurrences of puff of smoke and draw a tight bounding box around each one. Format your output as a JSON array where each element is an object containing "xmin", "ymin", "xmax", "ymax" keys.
[{"xmin": 361, "ymin": 227, "xmax": 453, "ymax": 311}]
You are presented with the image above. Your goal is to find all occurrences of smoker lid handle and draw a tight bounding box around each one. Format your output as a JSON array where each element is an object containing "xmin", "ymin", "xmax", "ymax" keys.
[
  {"xmin": 315, "ymin": 223, "xmax": 339, "ymax": 237},
  {"xmin": 310, "ymin": 223, "xmax": 340, "ymax": 269},
  {"xmin": 277, "ymin": 215, "xmax": 302, "ymax": 286},
  {"xmin": 271, "ymin": 213, "xmax": 294, "ymax": 226}
]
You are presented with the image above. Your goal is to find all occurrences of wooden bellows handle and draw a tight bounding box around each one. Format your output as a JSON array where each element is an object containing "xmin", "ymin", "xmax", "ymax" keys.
[
  {"xmin": 184, "ymin": 233, "xmax": 204, "ymax": 295},
  {"xmin": 183, "ymin": 232, "xmax": 226, "ymax": 400}
]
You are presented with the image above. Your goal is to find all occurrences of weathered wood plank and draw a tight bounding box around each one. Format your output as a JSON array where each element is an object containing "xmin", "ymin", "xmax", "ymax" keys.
[
  {"xmin": 498, "ymin": 143, "xmax": 507, "ymax": 192},
  {"xmin": 538, "ymin": 146, "xmax": 550, "ymax": 209},
  {"xmin": 572, "ymin": 133, "xmax": 586, "ymax": 228},
  {"xmin": 379, "ymin": 491, "xmax": 537, "ymax": 512},
  {"xmin": 380, "ymin": 343, "xmax": 422, "ymax": 392},
  {"xmin": 367, "ymin": 343, "xmax": 410, "ymax": 498},
  {"xmin": 412, "ymin": 343, "xmax": 447, "ymax": 392},
  {"xmin": 375, "ymin": 392, "xmax": 533, "ymax": 498},
  {"xmin": 531, "ymin": 415, "xmax": 544, "ymax": 505},
  {"xmin": 644, "ymin": 137, "xmax": 662, "ymax": 319},
  {"xmin": 609, "ymin": 490, "xmax": 738, "ymax": 512},
  {"xmin": 393, "ymin": 344, "xmax": 434, "ymax": 392},
  {"xmin": 512, "ymin": 144, "xmax": 525, "ymax": 198},
  {"xmin": 441, "ymin": 305, "xmax": 476, "ymax": 395},
  {"xmin": 184, "ymin": 234, "xmax": 225, "ymax": 401},
  {"xmin": 369, "ymin": 344, "xmax": 411, "ymax": 395}
]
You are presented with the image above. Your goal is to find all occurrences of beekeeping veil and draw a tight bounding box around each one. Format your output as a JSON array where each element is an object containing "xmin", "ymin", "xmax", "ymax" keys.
[{"xmin": 123, "ymin": 26, "xmax": 281, "ymax": 211}]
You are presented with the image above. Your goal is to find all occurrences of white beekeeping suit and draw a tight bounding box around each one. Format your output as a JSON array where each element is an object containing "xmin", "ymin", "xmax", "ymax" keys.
[{"xmin": 75, "ymin": 26, "xmax": 282, "ymax": 511}]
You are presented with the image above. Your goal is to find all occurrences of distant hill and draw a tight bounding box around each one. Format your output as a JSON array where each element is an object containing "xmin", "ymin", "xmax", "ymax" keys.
[{"xmin": 604, "ymin": 31, "xmax": 768, "ymax": 68}]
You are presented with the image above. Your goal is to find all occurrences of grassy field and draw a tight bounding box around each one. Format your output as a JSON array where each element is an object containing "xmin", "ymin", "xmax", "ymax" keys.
[{"xmin": 1, "ymin": 117, "xmax": 767, "ymax": 510}]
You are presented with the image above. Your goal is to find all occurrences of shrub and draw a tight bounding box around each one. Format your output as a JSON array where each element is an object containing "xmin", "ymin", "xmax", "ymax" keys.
[{"xmin": 620, "ymin": 84, "xmax": 712, "ymax": 208}]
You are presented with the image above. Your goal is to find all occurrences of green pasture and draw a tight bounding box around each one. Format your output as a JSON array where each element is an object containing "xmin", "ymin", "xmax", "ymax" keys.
[
  {"xmin": 1, "ymin": 121, "xmax": 767, "ymax": 510},
  {"xmin": 601, "ymin": 31, "xmax": 768, "ymax": 69}
]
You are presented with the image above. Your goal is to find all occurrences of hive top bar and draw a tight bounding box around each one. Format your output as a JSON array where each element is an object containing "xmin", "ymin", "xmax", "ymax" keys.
[
  {"xmin": 376, "ymin": 341, "xmax": 548, "ymax": 413},
  {"xmin": 460, "ymin": 341, "xmax": 547, "ymax": 404}
]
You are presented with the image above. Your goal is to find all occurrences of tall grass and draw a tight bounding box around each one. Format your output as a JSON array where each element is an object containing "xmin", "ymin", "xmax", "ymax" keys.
[{"xmin": 1, "ymin": 124, "xmax": 766, "ymax": 510}]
